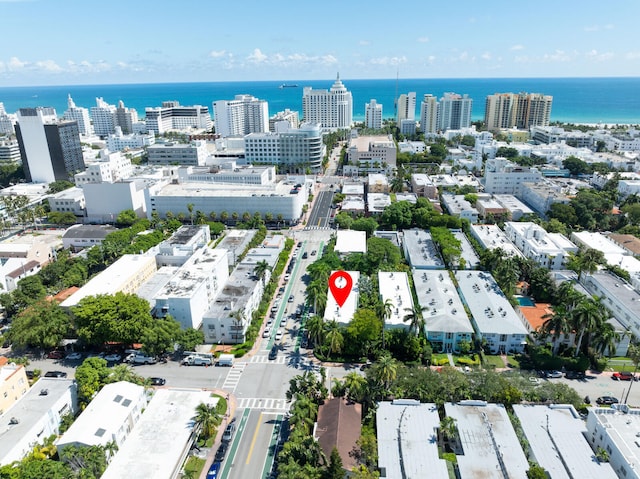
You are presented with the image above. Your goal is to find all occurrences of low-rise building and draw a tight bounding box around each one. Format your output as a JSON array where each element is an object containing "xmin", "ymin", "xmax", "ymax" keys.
[
  {"xmin": 61, "ymin": 224, "xmax": 117, "ymax": 251},
  {"xmin": 340, "ymin": 196, "xmax": 365, "ymax": 215},
  {"xmin": 147, "ymin": 140, "xmax": 208, "ymax": 166},
  {"xmin": 367, "ymin": 193, "xmax": 391, "ymax": 214},
  {"xmin": 413, "ymin": 270, "xmax": 473, "ymax": 352},
  {"xmin": 377, "ymin": 400, "xmax": 449, "ymax": 479},
  {"xmin": 324, "ymin": 271, "xmax": 359, "ymax": 326},
  {"xmin": 315, "ymin": 397, "xmax": 362, "ymax": 473},
  {"xmin": 345, "ymin": 135, "xmax": 396, "ymax": 175},
  {"xmin": 402, "ymin": 229, "xmax": 445, "ymax": 270},
  {"xmin": 441, "ymin": 194, "xmax": 479, "ymax": 223},
  {"xmin": 367, "ymin": 174, "xmax": 389, "ymax": 193},
  {"xmin": 57, "ymin": 381, "xmax": 147, "ymax": 453},
  {"xmin": 335, "ymin": 230, "xmax": 367, "ymax": 256},
  {"xmin": 0, "ymin": 378, "xmax": 77, "ymax": 466},
  {"xmin": 445, "ymin": 401, "xmax": 529, "ymax": 479},
  {"xmin": 105, "ymin": 127, "xmax": 155, "ymax": 152},
  {"xmin": 504, "ymin": 222, "xmax": 578, "ymax": 269},
  {"xmin": 493, "ymin": 195, "xmax": 534, "ymax": 220},
  {"xmin": 378, "ymin": 272, "xmax": 414, "ymax": 329},
  {"xmin": 475, "ymin": 196, "xmax": 508, "ymax": 220},
  {"xmin": 155, "ymin": 225, "xmax": 211, "ymax": 267},
  {"xmin": 469, "ymin": 224, "xmax": 524, "ymax": 259},
  {"xmin": 47, "ymin": 187, "xmax": 86, "ymax": 216},
  {"xmin": 520, "ymin": 182, "xmax": 570, "ymax": 216},
  {"xmin": 410, "ymin": 174, "xmax": 438, "ymax": 200},
  {"xmin": 0, "ymin": 358, "xmax": 29, "ymax": 416},
  {"xmin": 456, "ymin": 271, "xmax": 529, "ymax": 354}
]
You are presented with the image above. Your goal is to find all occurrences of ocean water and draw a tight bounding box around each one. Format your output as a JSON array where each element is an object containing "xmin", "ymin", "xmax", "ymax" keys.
[{"xmin": 1, "ymin": 77, "xmax": 639, "ymax": 124}]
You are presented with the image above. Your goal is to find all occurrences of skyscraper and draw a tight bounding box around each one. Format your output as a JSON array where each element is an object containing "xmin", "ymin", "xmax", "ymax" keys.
[
  {"xmin": 396, "ymin": 92, "xmax": 416, "ymax": 123},
  {"xmin": 90, "ymin": 97, "xmax": 117, "ymax": 137},
  {"xmin": 145, "ymin": 101, "xmax": 212, "ymax": 134},
  {"xmin": 365, "ymin": 99, "xmax": 383, "ymax": 129},
  {"xmin": 16, "ymin": 107, "xmax": 85, "ymax": 183},
  {"xmin": 302, "ymin": 74, "xmax": 352, "ymax": 131},
  {"xmin": 419, "ymin": 94, "xmax": 438, "ymax": 134},
  {"xmin": 213, "ymin": 95, "xmax": 269, "ymax": 138},
  {"xmin": 437, "ymin": 93, "xmax": 473, "ymax": 131},
  {"xmin": 63, "ymin": 95, "xmax": 93, "ymax": 136},
  {"xmin": 115, "ymin": 100, "xmax": 139, "ymax": 135},
  {"xmin": 484, "ymin": 92, "xmax": 553, "ymax": 131}
]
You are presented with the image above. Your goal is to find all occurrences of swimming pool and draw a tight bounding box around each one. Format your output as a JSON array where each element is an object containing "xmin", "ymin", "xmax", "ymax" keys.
[{"xmin": 517, "ymin": 296, "xmax": 535, "ymax": 307}]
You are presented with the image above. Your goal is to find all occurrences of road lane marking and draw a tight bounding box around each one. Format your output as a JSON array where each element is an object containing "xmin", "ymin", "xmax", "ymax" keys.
[
  {"xmin": 246, "ymin": 412, "xmax": 263, "ymax": 465},
  {"xmin": 221, "ymin": 408, "xmax": 251, "ymax": 479}
]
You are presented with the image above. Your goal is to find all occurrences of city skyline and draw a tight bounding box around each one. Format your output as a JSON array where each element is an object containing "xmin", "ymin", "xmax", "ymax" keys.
[{"xmin": 1, "ymin": 0, "xmax": 639, "ymax": 87}]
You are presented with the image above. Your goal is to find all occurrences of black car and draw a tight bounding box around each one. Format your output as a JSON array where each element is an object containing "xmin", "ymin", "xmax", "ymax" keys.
[
  {"xmin": 149, "ymin": 377, "xmax": 166, "ymax": 386},
  {"xmin": 44, "ymin": 370, "xmax": 67, "ymax": 378},
  {"xmin": 268, "ymin": 345, "xmax": 278, "ymax": 360},
  {"xmin": 25, "ymin": 370, "xmax": 34, "ymax": 380},
  {"xmin": 215, "ymin": 443, "xmax": 228, "ymax": 462},
  {"xmin": 302, "ymin": 252, "xmax": 308, "ymax": 259},
  {"xmin": 596, "ymin": 396, "xmax": 619, "ymax": 406}
]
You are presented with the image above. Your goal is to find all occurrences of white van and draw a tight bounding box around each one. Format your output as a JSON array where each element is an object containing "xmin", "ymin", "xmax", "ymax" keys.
[
  {"xmin": 217, "ymin": 354, "xmax": 234, "ymax": 367},
  {"xmin": 182, "ymin": 355, "xmax": 212, "ymax": 366}
]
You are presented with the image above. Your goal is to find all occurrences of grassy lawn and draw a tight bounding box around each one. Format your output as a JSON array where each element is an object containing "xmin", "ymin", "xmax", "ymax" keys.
[
  {"xmin": 183, "ymin": 456, "xmax": 205, "ymax": 478},
  {"xmin": 484, "ymin": 355, "xmax": 506, "ymax": 368},
  {"xmin": 506, "ymin": 355, "xmax": 521, "ymax": 369}
]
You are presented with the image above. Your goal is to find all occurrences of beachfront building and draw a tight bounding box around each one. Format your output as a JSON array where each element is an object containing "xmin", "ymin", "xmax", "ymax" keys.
[
  {"xmin": 396, "ymin": 92, "xmax": 416, "ymax": 124},
  {"xmin": 90, "ymin": 97, "xmax": 117, "ymax": 137},
  {"xmin": 114, "ymin": 100, "xmax": 139, "ymax": 135},
  {"xmin": 244, "ymin": 122, "xmax": 325, "ymax": 173},
  {"xmin": 456, "ymin": 270, "xmax": 529, "ymax": 354},
  {"xmin": 436, "ymin": 92, "xmax": 473, "ymax": 131},
  {"xmin": 214, "ymin": 94, "xmax": 269, "ymax": 138},
  {"xmin": 16, "ymin": 107, "xmax": 85, "ymax": 183},
  {"xmin": 147, "ymin": 140, "xmax": 208, "ymax": 166},
  {"xmin": 419, "ymin": 94, "xmax": 438, "ymax": 134},
  {"xmin": 504, "ymin": 221, "xmax": 578, "ymax": 269},
  {"xmin": 483, "ymin": 158, "xmax": 543, "ymax": 196},
  {"xmin": 324, "ymin": 271, "xmax": 360, "ymax": 326},
  {"xmin": 444, "ymin": 401, "xmax": 529, "ymax": 479},
  {"xmin": 377, "ymin": 400, "xmax": 449, "ymax": 479},
  {"xmin": 202, "ymin": 239, "xmax": 283, "ymax": 344},
  {"xmin": 0, "ymin": 359, "xmax": 29, "ymax": 416},
  {"xmin": 413, "ymin": 270, "xmax": 473, "ymax": 352},
  {"xmin": 365, "ymin": 99, "xmax": 382, "ymax": 129},
  {"xmin": 469, "ymin": 224, "xmax": 524, "ymax": 259},
  {"xmin": 63, "ymin": 94, "xmax": 92, "ymax": 136},
  {"xmin": 101, "ymin": 389, "xmax": 216, "ymax": 479},
  {"xmin": 441, "ymin": 194, "xmax": 479, "ymax": 222},
  {"xmin": 378, "ymin": 272, "xmax": 414, "ymax": 330},
  {"xmin": 0, "ymin": 378, "xmax": 77, "ymax": 466},
  {"xmin": 484, "ymin": 92, "xmax": 552, "ymax": 131},
  {"xmin": 56, "ymin": 381, "xmax": 147, "ymax": 454},
  {"xmin": 269, "ymin": 109, "xmax": 299, "ymax": 131},
  {"xmin": 302, "ymin": 75, "xmax": 353, "ymax": 132},
  {"xmin": 586, "ymin": 406, "xmax": 640, "ymax": 479},
  {"xmin": 403, "ymin": 229, "xmax": 445, "ymax": 270},
  {"xmin": 145, "ymin": 102, "xmax": 212, "ymax": 134}
]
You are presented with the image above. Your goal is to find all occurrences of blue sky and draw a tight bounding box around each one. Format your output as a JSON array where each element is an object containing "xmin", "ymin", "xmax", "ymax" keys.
[{"xmin": 1, "ymin": 0, "xmax": 639, "ymax": 86}]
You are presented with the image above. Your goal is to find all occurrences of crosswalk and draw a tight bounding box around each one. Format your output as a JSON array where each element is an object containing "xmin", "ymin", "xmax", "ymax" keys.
[
  {"xmin": 221, "ymin": 362, "xmax": 246, "ymax": 391},
  {"xmin": 237, "ymin": 397, "xmax": 291, "ymax": 412},
  {"xmin": 250, "ymin": 355, "xmax": 287, "ymax": 364},
  {"xmin": 304, "ymin": 226, "xmax": 332, "ymax": 231}
]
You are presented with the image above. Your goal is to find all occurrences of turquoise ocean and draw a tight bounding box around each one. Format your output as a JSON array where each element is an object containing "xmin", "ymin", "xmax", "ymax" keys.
[{"xmin": 0, "ymin": 77, "xmax": 639, "ymax": 124}]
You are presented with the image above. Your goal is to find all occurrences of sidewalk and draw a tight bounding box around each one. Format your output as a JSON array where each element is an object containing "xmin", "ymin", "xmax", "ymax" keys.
[{"xmin": 198, "ymin": 389, "xmax": 237, "ymax": 479}]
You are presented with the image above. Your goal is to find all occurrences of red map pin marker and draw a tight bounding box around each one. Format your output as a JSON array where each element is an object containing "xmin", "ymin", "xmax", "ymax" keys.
[{"xmin": 329, "ymin": 270, "xmax": 353, "ymax": 308}]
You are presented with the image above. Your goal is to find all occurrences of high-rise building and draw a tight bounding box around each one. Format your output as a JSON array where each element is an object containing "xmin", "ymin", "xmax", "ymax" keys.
[
  {"xmin": 396, "ymin": 92, "xmax": 416, "ymax": 123},
  {"xmin": 115, "ymin": 100, "xmax": 139, "ymax": 135},
  {"xmin": 90, "ymin": 97, "xmax": 117, "ymax": 137},
  {"xmin": 0, "ymin": 140, "xmax": 22, "ymax": 164},
  {"xmin": 302, "ymin": 74, "xmax": 353, "ymax": 132},
  {"xmin": 419, "ymin": 94, "xmax": 438, "ymax": 134},
  {"xmin": 213, "ymin": 95, "xmax": 269, "ymax": 138},
  {"xmin": 365, "ymin": 99, "xmax": 383, "ymax": 129},
  {"xmin": 484, "ymin": 92, "xmax": 552, "ymax": 131},
  {"xmin": 145, "ymin": 102, "xmax": 212, "ymax": 135},
  {"xmin": 436, "ymin": 93, "xmax": 473, "ymax": 131},
  {"xmin": 63, "ymin": 95, "xmax": 92, "ymax": 136},
  {"xmin": 0, "ymin": 103, "xmax": 15, "ymax": 135},
  {"xmin": 269, "ymin": 109, "xmax": 299, "ymax": 132},
  {"xmin": 16, "ymin": 107, "xmax": 85, "ymax": 183}
]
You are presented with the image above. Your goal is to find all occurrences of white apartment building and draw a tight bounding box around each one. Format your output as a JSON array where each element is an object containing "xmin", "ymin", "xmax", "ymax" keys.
[
  {"xmin": 214, "ymin": 94, "xmax": 269, "ymax": 138},
  {"xmin": 399, "ymin": 119, "xmax": 417, "ymax": 135},
  {"xmin": 368, "ymin": 193, "xmax": 391, "ymax": 214},
  {"xmin": 0, "ymin": 140, "xmax": 22, "ymax": 164},
  {"xmin": 147, "ymin": 140, "xmax": 208, "ymax": 166},
  {"xmin": 365, "ymin": 99, "xmax": 383, "ymax": 129},
  {"xmin": 618, "ymin": 179, "xmax": 640, "ymax": 198},
  {"xmin": 493, "ymin": 195, "xmax": 534, "ymax": 220},
  {"xmin": 115, "ymin": 100, "xmax": 139, "ymax": 134},
  {"xmin": 396, "ymin": 92, "xmax": 416, "ymax": 123},
  {"xmin": 413, "ymin": 270, "xmax": 474, "ymax": 352},
  {"xmin": 504, "ymin": 222, "xmax": 578, "ymax": 269},
  {"xmin": 202, "ymin": 243, "xmax": 282, "ymax": 344},
  {"xmin": 91, "ymin": 97, "xmax": 117, "ymax": 137},
  {"xmin": 345, "ymin": 135, "xmax": 397, "ymax": 173},
  {"xmin": 441, "ymin": 194, "xmax": 479, "ymax": 223},
  {"xmin": 57, "ymin": 381, "xmax": 147, "ymax": 454},
  {"xmin": 145, "ymin": 101, "xmax": 212, "ymax": 134},
  {"xmin": 269, "ymin": 109, "xmax": 299, "ymax": 131},
  {"xmin": 74, "ymin": 148, "xmax": 133, "ymax": 185},
  {"xmin": 456, "ymin": 270, "xmax": 529, "ymax": 354},
  {"xmin": 63, "ymin": 94, "xmax": 93, "ymax": 136},
  {"xmin": 437, "ymin": 93, "xmax": 472, "ymax": 131},
  {"xmin": 410, "ymin": 173, "xmax": 438, "ymax": 200},
  {"xmin": 378, "ymin": 272, "xmax": 414, "ymax": 329},
  {"xmin": 302, "ymin": 75, "xmax": 353, "ymax": 131},
  {"xmin": 324, "ymin": 271, "xmax": 360, "ymax": 326},
  {"xmin": 530, "ymin": 125, "xmax": 594, "ymax": 148},
  {"xmin": 83, "ymin": 178, "xmax": 150, "ymax": 223},
  {"xmin": 106, "ymin": 126, "xmax": 155, "ymax": 151},
  {"xmin": 335, "ymin": 230, "xmax": 367, "ymax": 256},
  {"xmin": 483, "ymin": 158, "xmax": 543, "ymax": 195},
  {"xmin": 0, "ymin": 103, "xmax": 15, "ymax": 135},
  {"xmin": 47, "ymin": 187, "xmax": 86, "ymax": 216},
  {"xmin": 152, "ymin": 247, "xmax": 229, "ymax": 330},
  {"xmin": 403, "ymin": 229, "xmax": 445, "ymax": 270},
  {"xmin": 484, "ymin": 92, "xmax": 552, "ymax": 131},
  {"xmin": 470, "ymin": 224, "xmax": 524, "ymax": 259},
  {"xmin": 155, "ymin": 225, "xmax": 211, "ymax": 267},
  {"xmin": 61, "ymin": 224, "xmax": 117, "ymax": 251},
  {"xmin": 419, "ymin": 94, "xmax": 438, "ymax": 133},
  {"xmin": 520, "ymin": 182, "xmax": 571, "ymax": 216},
  {"xmin": 244, "ymin": 122, "xmax": 325, "ymax": 173}
]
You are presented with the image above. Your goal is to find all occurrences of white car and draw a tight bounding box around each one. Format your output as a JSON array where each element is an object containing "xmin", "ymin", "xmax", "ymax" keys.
[
  {"xmin": 275, "ymin": 329, "xmax": 284, "ymax": 341},
  {"xmin": 65, "ymin": 352, "xmax": 82, "ymax": 361},
  {"xmin": 263, "ymin": 327, "xmax": 271, "ymax": 338},
  {"xmin": 104, "ymin": 353, "xmax": 122, "ymax": 362}
]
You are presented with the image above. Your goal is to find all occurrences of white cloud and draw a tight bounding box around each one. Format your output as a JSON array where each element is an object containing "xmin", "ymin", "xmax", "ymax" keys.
[
  {"xmin": 510, "ymin": 44, "xmax": 524, "ymax": 51},
  {"xmin": 359, "ymin": 40, "xmax": 370, "ymax": 46},
  {"xmin": 243, "ymin": 49, "xmax": 337, "ymax": 67},
  {"xmin": 8, "ymin": 57, "xmax": 26, "ymax": 71},
  {"xmin": 542, "ymin": 50, "xmax": 572, "ymax": 62},
  {"xmin": 247, "ymin": 48, "xmax": 268, "ymax": 63},
  {"xmin": 584, "ymin": 24, "xmax": 614, "ymax": 32},
  {"xmin": 209, "ymin": 50, "xmax": 227, "ymax": 58},
  {"xmin": 34, "ymin": 59, "xmax": 63, "ymax": 72},
  {"xmin": 586, "ymin": 50, "xmax": 614, "ymax": 61},
  {"xmin": 481, "ymin": 52, "xmax": 492, "ymax": 61},
  {"xmin": 625, "ymin": 51, "xmax": 640, "ymax": 60},
  {"xmin": 417, "ymin": 37, "xmax": 429, "ymax": 43},
  {"xmin": 369, "ymin": 56, "xmax": 407, "ymax": 66}
]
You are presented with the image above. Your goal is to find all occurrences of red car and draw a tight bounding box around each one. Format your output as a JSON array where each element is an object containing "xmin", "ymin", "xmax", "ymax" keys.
[
  {"xmin": 47, "ymin": 350, "xmax": 64, "ymax": 359},
  {"xmin": 612, "ymin": 371, "xmax": 638, "ymax": 381}
]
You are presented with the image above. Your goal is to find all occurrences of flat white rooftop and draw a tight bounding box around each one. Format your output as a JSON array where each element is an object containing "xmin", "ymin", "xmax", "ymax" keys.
[
  {"xmin": 588, "ymin": 407, "xmax": 640, "ymax": 476},
  {"xmin": 470, "ymin": 224, "xmax": 523, "ymax": 259},
  {"xmin": 377, "ymin": 400, "xmax": 449, "ymax": 479},
  {"xmin": 378, "ymin": 272, "xmax": 414, "ymax": 328},
  {"xmin": 403, "ymin": 229, "xmax": 445, "ymax": 269},
  {"xmin": 572, "ymin": 231, "xmax": 628, "ymax": 256},
  {"xmin": 324, "ymin": 271, "xmax": 360, "ymax": 325},
  {"xmin": 335, "ymin": 230, "xmax": 367, "ymax": 255},
  {"xmin": 445, "ymin": 401, "xmax": 529, "ymax": 479},
  {"xmin": 513, "ymin": 404, "xmax": 617, "ymax": 479},
  {"xmin": 453, "ymin": 231, "xmax": 480, "ymax": 269},
  {"xmin": 101, "ymin": 389, "xmax": 216, "ymax": 479}
]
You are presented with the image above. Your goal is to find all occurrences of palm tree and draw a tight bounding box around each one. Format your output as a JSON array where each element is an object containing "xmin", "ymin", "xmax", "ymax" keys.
[
  {"xmin": 324, "ymin": 320, "xmax": 343, "ymax": 359},
  {"xmin": 403, "ymin": 305, "xmax": 427, "ymax": 336},
  {"xmin": 542, "ymin": 306, "xmax": 572, "ymax": 355},
  {"xmin": 104, "ymin": 440, "xmax": 119, "ymax": 460},
  {"xmin": 253, "ymin": 260, "xmax": 272, "ymax": 285},
  {"xmin": 220, "ymin": 211, "xmax": 229, "ymax": 223},
  {"xmin": 572, "ymin": 297, "xmax": 608, "ymax": 356},
  {"xmin": 343, "ymin": 371, "xmax": 367, "ymax": 403},
  {"xmin": 230, "ymin": 310, "xmax": 247, "ymax": 343},
  {"xmin": 307, "ymin": 279, "xmax": 328, "ymax": 315},
  {"xmin": 591, "ymin": 323, "xmax": 621, "ymax": 358},
  {"xmin": 187, "ymin": 203, "xmax": 194, "ymax": 225},
  {"xmin": 570, "ymin": 248, "xmax": 605, "ymax": 282},
  {"xmin": 192, "ymin": 402, "xmax": 220, "ymax": 440},
  {"xmin": 440, "ymin": 416, "xmax": 458, "ymax": 447},
  {"xmin": 372, "ymin": 354, "xmax": 397, "ymax": 391},
  {"xmin": 231, "ymin": 211, "xmax": 239, "ymax": 222},
  {"xmin": 381, "ymin": 298, "xmax": 393, "ymax": 349},
  {"xmin": 306, "ymin": 315, "xmax": 325, "ymax": 348},
  {"xmin": 209, "ymin": 211, "xmax": 217, "ymax": 221},
  {"xmin": 242, "ymin": 211, "xmax": 251, "ymax": 222}
]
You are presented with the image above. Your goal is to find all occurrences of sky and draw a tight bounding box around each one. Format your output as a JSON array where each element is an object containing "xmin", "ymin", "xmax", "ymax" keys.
[{"xmin": 1, "ymin": 0, "xmax": 639, "ymax": 87}]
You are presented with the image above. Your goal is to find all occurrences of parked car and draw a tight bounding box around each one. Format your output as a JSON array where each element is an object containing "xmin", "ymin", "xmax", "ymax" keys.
[
  {"xmin": 206, "ymin": 462, "xmax": 220, "ymax": 479},
  {"xmin": 288, "ymin": 295, "xmax": 294, "ymax": 303},
  {"xmin": 275, "ymin": 329, "xmax": 284, "ymax": 341},
  {"xmin": 65, "ymin": 352, "xmax": 82, "ymax": 361},
  {"xmin": 268, "ymin": 345, "xmax": 278, "ymax": 360},
  {"xmin": 47, "ymin": 350, "xmax": 64, "ymax": 359},
  {"xmin": 302, "ymin": 252, "xmax": 308, "ymax": 259},
  {"xmin": 222, "ymin": 423, "xmax": 235, "ymax": 442},
  {"xmin": 546, "ymin": 370, "xmax": 563, "ymax": 378},
  {"xmin": 262, "ymin": 327, "xmax": 271, "ymax": 338},
  {"xmin": 149, "ymin": 377, "xmax": 166, "ymax": 386},
  {"xmin": 311, "ymin": 250, "xmax": 317, "ymax": 256},
  {"xmin": 596, "ymin": 396, "xmax": 619, "ymax": 406},
  {"xmin": 297, "ymin": 242, "xmax": 303, "ymax": 247},
  {"xmin": 131, "ymin": 353, "xmax": 157, "ymax": 365},
  {"xmin": 613, "ymin": 371, "xmax": 638, "ymax": 381},
  {"xmin": 565, "ymin": 370, "xmax": 586, "ymax": 380},
  {"xmin": 284, "ymin": 274, "xmax": 290, "ymax": 281},
  {"xmin": 215, "ymin": 443, "xmax": 228, "ymax": 462},
  {"xmin": 104, "ymin": 353, "xmax": 122, "ymax": 362},
  {"xmin": 182, "ymin": 355, "xmax": 212, "ymax": 366},
  {"xmin": 44, "ymin": 370, "xmax": 67, "ymax": 378}
]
